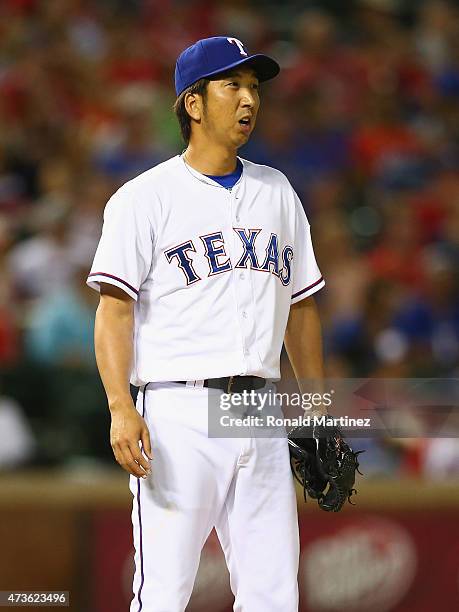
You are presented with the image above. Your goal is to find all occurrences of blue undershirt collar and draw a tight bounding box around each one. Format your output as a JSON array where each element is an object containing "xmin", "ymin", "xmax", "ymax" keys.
[{"xmin": 204, "ymin": 158, "xmax": 243, "ymax": 189}]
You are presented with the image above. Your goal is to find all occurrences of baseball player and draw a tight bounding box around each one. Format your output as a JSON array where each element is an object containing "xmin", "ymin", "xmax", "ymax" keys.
[{"xmin": 88, "ymin": 36, "xmax": 325, "ymax": 612}]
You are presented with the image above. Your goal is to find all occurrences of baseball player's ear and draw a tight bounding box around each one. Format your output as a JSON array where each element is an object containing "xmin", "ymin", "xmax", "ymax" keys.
[{"xmin": 185, "ymin": 92, "xmax": 201, "ymax": 121}]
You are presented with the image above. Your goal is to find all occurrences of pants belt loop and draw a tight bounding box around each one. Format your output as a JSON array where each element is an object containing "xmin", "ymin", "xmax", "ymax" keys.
[{"xmin": 184, "ymin": 380, "xmax": 205, "ymax": 388}]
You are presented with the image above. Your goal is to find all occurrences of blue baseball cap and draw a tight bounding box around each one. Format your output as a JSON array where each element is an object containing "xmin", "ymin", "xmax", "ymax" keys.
[{"xmin": 175, "ymin": 36, "xmax": 280, "ymax": 96}]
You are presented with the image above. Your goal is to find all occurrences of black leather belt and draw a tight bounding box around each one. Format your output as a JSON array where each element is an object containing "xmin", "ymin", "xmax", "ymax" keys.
[{"xmin": 174, "ymin": 376, "xmax": 266, "ymax": 394}]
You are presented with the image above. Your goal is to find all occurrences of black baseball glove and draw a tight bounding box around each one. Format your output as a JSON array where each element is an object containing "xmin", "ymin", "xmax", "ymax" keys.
[{"xmin": 288, "ymin": 421, "xmax": 364, "ymax": 512}]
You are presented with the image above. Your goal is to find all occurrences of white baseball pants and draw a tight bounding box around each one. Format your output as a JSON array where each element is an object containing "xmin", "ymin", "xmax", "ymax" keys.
[{"xmin": 129, "ymin": 382, "xmax": 299, "ymax": 612}]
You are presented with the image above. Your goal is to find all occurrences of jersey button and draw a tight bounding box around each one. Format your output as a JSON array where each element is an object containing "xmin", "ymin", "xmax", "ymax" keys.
[
  {"xmin": 244, "ymin": 348, "xmax": 250, "ymax": 356},
  {"xmin": 235, "ymin": 215, "xmax": 241, "ymax": 222},
  {"xmin": 239, "ymin": 272, "xmax": 245, "ymax": 280},
  {"xmin": 242, "ymin": 311, "xmax": 248, "ymax": 318}
]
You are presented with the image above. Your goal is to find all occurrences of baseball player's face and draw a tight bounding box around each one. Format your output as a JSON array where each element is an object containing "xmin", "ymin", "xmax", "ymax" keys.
[{"xmin": 202, "ymin": 67, "xmax": 260, "ymax": 148}]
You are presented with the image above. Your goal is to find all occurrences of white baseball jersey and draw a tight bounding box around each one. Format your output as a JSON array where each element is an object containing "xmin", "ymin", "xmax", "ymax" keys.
[{"xmin": 87, "ymin": 154, "xmax": 324, "ymax": 385}]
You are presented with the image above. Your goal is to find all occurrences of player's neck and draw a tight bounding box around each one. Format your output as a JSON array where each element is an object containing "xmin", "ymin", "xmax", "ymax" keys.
[{"xmin": 183, "ymin": 143, "xmax": 238, "ymax": 176}]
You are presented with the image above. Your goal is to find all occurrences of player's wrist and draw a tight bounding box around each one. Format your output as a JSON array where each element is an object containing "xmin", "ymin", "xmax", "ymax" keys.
[
  {"xmin": 308, "ymin": 408, "xmax": 329, "ymax": 421},
  {"xmin": 108, "ymin": 394, "xmax": 136, "ymax": 414}
]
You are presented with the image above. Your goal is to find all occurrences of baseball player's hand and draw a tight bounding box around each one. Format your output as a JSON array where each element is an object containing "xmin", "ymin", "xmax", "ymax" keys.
[{"xmin": 110, "ymin": 406, "xmax": 153, "ymax": 478}]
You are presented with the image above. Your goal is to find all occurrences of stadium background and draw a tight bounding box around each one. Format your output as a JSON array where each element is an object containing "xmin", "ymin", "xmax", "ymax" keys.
[{"xmin": 0, "ymin": 0, "xmax": 458, "ymax": 610}]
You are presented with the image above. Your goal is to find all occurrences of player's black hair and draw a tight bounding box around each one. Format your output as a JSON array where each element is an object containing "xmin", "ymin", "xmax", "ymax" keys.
[{"xmin": 173, "ymin": 78, "xmax": 209, "ymax": 144}]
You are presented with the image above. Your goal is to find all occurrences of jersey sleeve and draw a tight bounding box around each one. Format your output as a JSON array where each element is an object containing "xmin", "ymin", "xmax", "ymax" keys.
[
  {"xmin": 87, "ymin": 186, "xmax": 153, "ymax": 301},
  {"xmin": 291, "ymin": 189, "xmax": 325, "ymax": 304}
]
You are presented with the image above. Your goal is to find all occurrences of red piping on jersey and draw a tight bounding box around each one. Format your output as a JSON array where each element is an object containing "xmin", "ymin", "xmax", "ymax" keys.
[
  {"xmin": 88, "ymin": 272, "xmax": 139, "ymax": 295},
  {"xmin": 292, "ymin": 276, "xmax": 323, "ymax": 299}
]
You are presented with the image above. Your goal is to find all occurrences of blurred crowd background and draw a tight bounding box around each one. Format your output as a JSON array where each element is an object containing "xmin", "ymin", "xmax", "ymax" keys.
[{"xmin": 0, "ymin": 0, "xmax": 458, "ymax": 477}]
